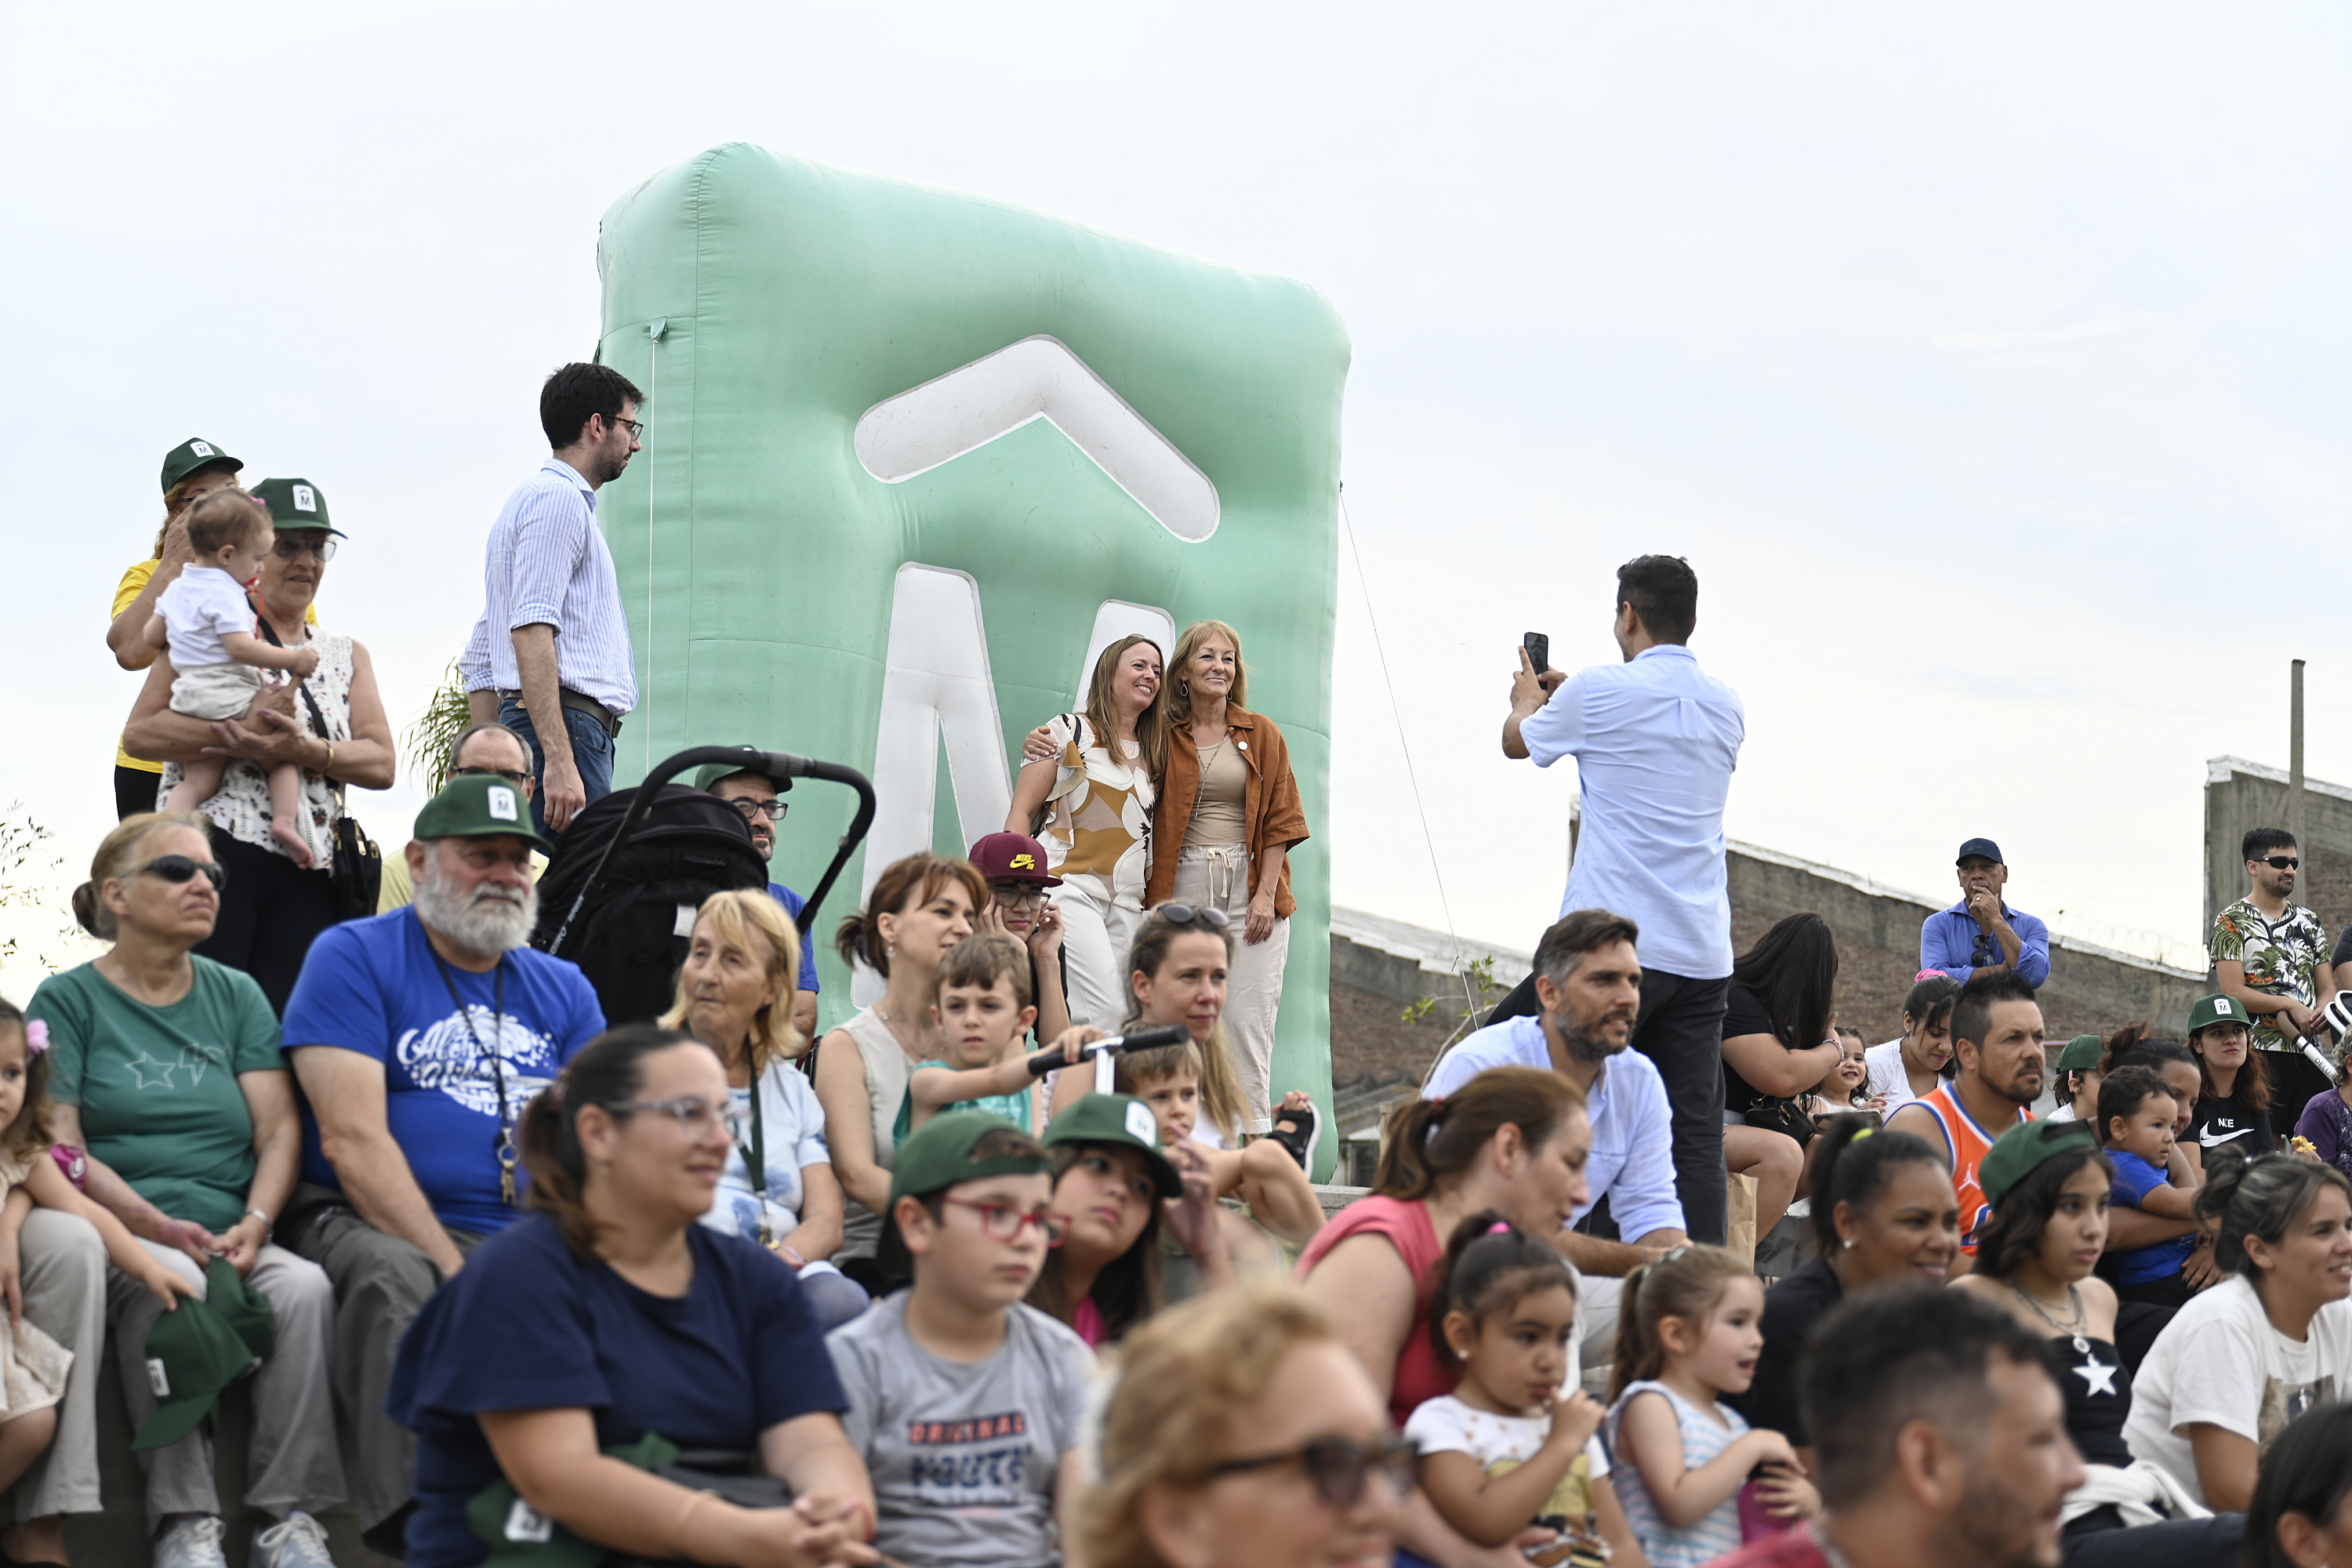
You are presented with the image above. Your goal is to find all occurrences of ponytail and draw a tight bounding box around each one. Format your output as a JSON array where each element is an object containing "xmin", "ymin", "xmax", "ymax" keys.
[
  {"xmin": 521, "ymin": 1024, "xmax": 705, "ymax": 1258},
  {"xmin": 834, "ymin": 852, "xmax": 986, "ymax": 978},
  {"xmin": 1606, "ymin": 1244, "xmax": 1752, "ymax": 1404},
  {"xmin": 1428, "ymin": 1210, "xmax": 1575, "ymax": 1369},
  {"xmin": 1808, "ymin": 1115, "xmax": 1944, "ymax": 1255},
  {"xmin": 1373, "ymin": 1069, "xmax": 1581, "ymax": 1201}
]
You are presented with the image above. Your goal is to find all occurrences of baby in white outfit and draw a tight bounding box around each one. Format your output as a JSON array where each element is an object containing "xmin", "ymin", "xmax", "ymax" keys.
[{"xmin": 140, "ymin": 488, "xmax": 319, "ymax": 864}]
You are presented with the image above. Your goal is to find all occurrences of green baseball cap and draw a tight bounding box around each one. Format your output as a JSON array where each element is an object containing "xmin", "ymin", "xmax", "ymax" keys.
[
  {"xmin": 691, "ymin": 750, "xmax": 791, "ymax": 794},
  {"xmin": 2187, "ymin": 994, "xmax": 2251, "ymax": 1039},
  {"xmin": 249, "ymin": 477, "xmax": 346, "ymax": 539},
  {"xmin": 132, "ymin": 1260, "xmax": 274, "ymax": 1451},
  {"xmin": 2056, "ymin": 1034, "xmax": 2104, "ymax": 1072},
  {"xmin": 160, "ymin": 437, "xmax": 241, "ymax": 495},
  {"xmin": 1044, "ymin": 1092, "xmax": 1183, "ymax": 1200},
  {"xmin": 1977, "ymin": 1118, "xmax": 2101, "ymax": 1211},
  {"xmin": 415, "ymin": 773, "xmax": 556, "ymax": 855},
  {"xmin": 877, "ymin": 1112, "xmax": 1054, "ymax": 1275}
]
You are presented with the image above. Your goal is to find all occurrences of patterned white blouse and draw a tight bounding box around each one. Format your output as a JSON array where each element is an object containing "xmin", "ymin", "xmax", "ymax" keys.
[{"xmin": 158, "ymin": 631, "xmax": 354, "ymax": 873}]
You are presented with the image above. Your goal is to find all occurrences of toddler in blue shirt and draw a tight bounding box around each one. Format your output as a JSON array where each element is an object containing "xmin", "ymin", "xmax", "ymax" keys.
[{"xmin": 2098, "ymin": 1064, "xmax": 2201, "ymax": 1286}]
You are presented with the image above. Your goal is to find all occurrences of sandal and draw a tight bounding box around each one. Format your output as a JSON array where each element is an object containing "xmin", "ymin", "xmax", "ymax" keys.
[{"xmin": 1268, "ymin": 1101, "xmax": 1319, "ymax": 1173}]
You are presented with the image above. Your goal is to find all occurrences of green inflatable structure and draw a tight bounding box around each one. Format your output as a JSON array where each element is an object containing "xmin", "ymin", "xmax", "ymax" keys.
[{"xmin": 589, "ymin": 144, "xmax": 1349, "ymax": 1172}]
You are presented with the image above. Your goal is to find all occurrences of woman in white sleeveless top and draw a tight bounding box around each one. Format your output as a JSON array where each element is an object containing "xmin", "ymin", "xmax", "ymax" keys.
[{"xmin": 809, "ymin": 852, "xmax": 984, "ymax": 1288}]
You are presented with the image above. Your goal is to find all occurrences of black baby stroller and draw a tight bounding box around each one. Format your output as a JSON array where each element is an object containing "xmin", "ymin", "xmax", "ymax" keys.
[{"xmin": 532, "ymin": 746, "xmax": 875, "ymax": 1026}]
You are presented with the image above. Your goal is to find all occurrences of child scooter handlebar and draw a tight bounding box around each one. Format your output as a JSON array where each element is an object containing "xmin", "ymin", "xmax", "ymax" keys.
[{"xmin": 1025, "ymin": 1023, "xmax": 1191, "ymax": 1076}]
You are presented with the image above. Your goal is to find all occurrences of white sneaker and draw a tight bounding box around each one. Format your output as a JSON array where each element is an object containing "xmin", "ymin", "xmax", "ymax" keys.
[
  {"xmin": 153, "ymin": 1515, "xmax": 228, "ymax": 1568},
  {"xmin": 252, "ymin": 1512, "xmax": 337, "ymax": 1568}
]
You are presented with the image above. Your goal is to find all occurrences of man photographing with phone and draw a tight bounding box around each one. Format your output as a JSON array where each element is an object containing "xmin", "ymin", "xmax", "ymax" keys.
[{"xmin": 1497, "ymin": 554, "xmax": 1748, "ymax": 1244}]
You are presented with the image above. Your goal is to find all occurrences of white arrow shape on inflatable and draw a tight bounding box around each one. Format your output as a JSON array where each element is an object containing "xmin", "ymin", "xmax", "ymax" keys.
[{"xmin": 853, "ymin": 335, "xmax": 1221, "ymax": 543}]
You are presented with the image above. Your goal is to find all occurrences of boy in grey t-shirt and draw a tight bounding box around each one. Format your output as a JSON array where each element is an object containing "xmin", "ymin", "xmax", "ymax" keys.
[{"xmin": 826, "ymin": 1113, "xmax": 1093, "ymax": 1568}]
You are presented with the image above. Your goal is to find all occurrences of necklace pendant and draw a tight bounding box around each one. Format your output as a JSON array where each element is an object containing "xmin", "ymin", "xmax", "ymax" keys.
[{"xmin": 2073, "ymin": 1335, "xmax": 2089, "ymax": 1354}]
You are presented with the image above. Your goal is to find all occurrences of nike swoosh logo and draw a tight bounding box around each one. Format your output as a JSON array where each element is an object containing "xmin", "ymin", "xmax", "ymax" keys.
[{"xmin": 2200, "ymin": 1127, "xmax": 2255, "ymax": 1147}]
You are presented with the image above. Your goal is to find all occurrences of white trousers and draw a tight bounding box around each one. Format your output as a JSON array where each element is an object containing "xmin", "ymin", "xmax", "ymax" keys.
[
  {"xmin": 1170, "ymin": 843, "xmax": 1291, "ymax": 1133},
  {"xmin": 1050, "ymin": 881, "xmax": 1148, "ymax": 1033}
]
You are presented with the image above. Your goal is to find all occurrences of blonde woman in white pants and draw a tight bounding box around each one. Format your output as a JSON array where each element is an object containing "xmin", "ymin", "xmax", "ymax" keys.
[
  {"xmin": 1147, "ymin": 622, "xmax": 1309, "ymax": 1134},
  {"xmin": 1007, "ymin": 634, "xmax": 1167, "ymax": 1033}
]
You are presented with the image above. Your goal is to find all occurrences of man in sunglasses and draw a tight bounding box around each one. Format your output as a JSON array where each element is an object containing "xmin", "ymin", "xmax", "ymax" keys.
[
  {"xmin": 2212, "ymin": 825, "xmax": 2335, "ymax": 1118},
  {"xmin": 275, "ymin": 774, "xmax": 606, "ymax": 1555},
  {"xmin": 696, "ymin": 759, "xmax": 821, "ymax": 1041},
  {"xmin": 375, "ymin": 723, "xmax": 549, "ymax": 913},
  {"xmin": 1918, "ymin": 838, "xmax": 2050, "ymax": 989}
]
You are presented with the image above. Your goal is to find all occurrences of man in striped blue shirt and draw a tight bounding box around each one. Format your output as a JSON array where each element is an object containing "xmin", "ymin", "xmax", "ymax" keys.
[{"xmin": 463, "ymin": 363, "xmax": 643, "ymax": 834}]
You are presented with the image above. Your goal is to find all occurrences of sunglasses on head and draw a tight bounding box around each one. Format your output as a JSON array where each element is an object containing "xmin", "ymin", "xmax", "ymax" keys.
[
  {"xmin": 1155, "ymin": 902, "xmax": 1232, "ymax": 931},
  {"xmin": 133, "ymin": 855, "xmax": 228, "ymax": 892},
  {"xmin": 1203, "ymin": 1434, "xmax": 1418, "ymax": 1507}
]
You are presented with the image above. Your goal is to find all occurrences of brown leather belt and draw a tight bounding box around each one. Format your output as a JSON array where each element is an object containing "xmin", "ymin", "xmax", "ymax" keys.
[{"xmin": 497, "ymin": 687, "xmax": 623, "ymax": 738}]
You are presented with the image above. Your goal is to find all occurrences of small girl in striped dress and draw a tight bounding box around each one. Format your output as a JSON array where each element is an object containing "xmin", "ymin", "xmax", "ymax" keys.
[{"xmin": 1602, "ymin": 1247, "xmax": 1817, "ymax": 1568}]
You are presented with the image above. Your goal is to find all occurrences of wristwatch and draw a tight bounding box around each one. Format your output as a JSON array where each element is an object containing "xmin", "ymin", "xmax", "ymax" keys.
[{"xmin": 245, "ymin": 1209, "xmax": 274, "ymax": 1240}]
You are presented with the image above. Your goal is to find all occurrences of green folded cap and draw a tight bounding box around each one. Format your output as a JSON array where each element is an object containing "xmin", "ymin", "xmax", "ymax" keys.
[
  {"xmin": 691, "ymin": 750, "xmax": 790, "ymax": 793},
  {"xmin": 878, "ymin": 1112, "xmax": 1054, "ymax": 1275},
  {"xmin": 1044, "ymin": 1091, "xmax": 1183, "ymax": 1200},
  {"xmin": 2056, "ymin": 1034, "xmax": 2104, "ymax": 1072},
  {"xmin": 132, "ymin": 1261, "xmax": 274, "ymax": 1452},
  {"xmin": 248, "ymin": 477, "xmax": 346, "ymax": 538},
  {"xmin": 1977, "ymin": 1117, "xmax": 2101, "ymax": 1212},
  {"xmin": 415, "ymin": 773, "xmax": 556, "ymax": 855},
  {"xmin": 2187, "ymin": 993, "xmax": 2249, "ymax": 1039},
  {"xmin": 160, "ymin": 437, "xmax": 241, "ymax": 495}
]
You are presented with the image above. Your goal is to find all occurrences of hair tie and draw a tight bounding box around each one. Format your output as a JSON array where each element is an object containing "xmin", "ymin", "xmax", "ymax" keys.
[
  {"xmin": 20, "ymin": 1021, "xmax": 46, "ymax": 1057},
  {"xmin": 1849, "ymin": 1127, "xmax": 1872, "ymax": 1142},
  {"xmin": 1486, "ymin": 1221, "xmax": 1512, "ymax": 1236}
]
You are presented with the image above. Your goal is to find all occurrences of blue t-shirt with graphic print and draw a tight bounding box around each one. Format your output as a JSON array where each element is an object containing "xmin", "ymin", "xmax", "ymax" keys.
[{"xmin": 280, "ymin": 906, "xmax": 604, "ymax": 1232}]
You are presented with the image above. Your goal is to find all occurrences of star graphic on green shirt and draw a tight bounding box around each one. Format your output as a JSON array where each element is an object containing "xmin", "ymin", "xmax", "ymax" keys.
[{"xmin": 121, "ymin": 1052, "xmax": 179, "ymax": 1091}]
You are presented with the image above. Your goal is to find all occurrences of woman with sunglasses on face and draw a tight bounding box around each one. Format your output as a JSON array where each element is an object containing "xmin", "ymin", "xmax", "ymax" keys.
[
  {"xmin": 390, "ymin": 1025, "xmax": 877, "ymax": 1568},
  {"xmin": 28, "ymin": 811, "xmax": 347, "ymax": 1566},
  {"xmin": 122, "ymin": 479, "xmax": 395, "ymax": 1014},
  {"xmin": 1298, "ymin": 1068, "xmax": 1590, "ymax": 1568},
  {"xmin": 661, "ymin": 891, "xmax": 869, "ymax": 1332},
  {"xmin": 1079, "ymin": 1283, "xmax": 1408, "ymax": 1568}
]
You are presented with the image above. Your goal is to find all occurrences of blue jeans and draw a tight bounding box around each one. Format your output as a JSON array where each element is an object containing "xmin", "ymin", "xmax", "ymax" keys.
[{"xmin": 499, "ymin": 697, "xmax": 615, "ymax": 837}]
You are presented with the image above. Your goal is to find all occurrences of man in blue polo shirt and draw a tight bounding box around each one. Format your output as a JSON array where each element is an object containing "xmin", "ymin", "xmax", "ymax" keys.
[
  {"xmin": 276, "ymin": 775, "xmax": 604, "ymax": 1555},
  {"xmin": 696, "ymin": 756, "xmax": 822, "ymax": 1041},
  {"xmin": 1921, "ymin": 837, "xmax": 2051, "ymax": 989},
  {"xmin": 1498, "ymin": 553, "xmax": 1745, "ymax": 1244},
  {"xmin": 1426, "ymin": 909, "xmax": 1687, "ymax": 1360}
]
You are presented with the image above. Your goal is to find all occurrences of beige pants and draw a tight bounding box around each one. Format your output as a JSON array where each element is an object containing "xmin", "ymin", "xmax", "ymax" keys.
[
  {"xmin": 1171, "ymin": 843, "xmax": 1290, "ymax": 1133},
  {"xmin": 1049, "ymin": 880, "xmax": 1148, "ymax": 1033}
]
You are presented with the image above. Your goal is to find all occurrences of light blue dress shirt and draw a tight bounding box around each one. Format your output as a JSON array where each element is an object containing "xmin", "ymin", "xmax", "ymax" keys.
[
  {"xmin": 1519, "ymin": 644, "xmax": 1744, "ymax": 980},
  {"xmin": 465, "ymin": 458, "xmax": 637, "ymax": 713},
  {"xmin": 1919, "ymin": 901, "xmax": 2051, "ymax": 988},
  {"xmin": 1422, "ymin": 1014, "xmax": 1686, "ymax": 1240}
]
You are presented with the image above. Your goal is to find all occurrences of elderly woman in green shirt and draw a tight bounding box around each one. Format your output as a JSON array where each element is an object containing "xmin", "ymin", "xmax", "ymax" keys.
[{"xmin": 29, "ymin": 810, "xmax": 344, "ymax": 1566}]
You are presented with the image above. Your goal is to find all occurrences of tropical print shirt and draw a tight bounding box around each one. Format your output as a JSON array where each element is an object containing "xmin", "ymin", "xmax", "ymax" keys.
[{"xmin": 2211, "ymin": 898, "xmax": 2330, "ymax": 1051}]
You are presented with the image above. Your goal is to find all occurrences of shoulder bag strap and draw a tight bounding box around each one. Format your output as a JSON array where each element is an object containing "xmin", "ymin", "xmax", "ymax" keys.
[{"xmin": 253, "ymin": 618, "xmax": 343, "ymax": 796}]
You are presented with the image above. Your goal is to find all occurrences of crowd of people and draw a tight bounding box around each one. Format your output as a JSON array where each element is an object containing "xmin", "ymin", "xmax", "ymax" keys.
[{"xmin": 17, "ymin": 363, "xmax": 2352, "ymax": 1568}]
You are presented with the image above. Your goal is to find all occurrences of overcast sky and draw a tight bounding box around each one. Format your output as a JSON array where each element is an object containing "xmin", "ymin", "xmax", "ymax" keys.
[{"xmin": 5, "ymin": 3, "xmax": 2348, "ymax": 994}]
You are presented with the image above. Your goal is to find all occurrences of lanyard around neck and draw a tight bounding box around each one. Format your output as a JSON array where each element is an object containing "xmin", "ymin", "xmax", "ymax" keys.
[{"xmin": 430, "ymin": 952, "xmax": 515, "ymax": 1203}]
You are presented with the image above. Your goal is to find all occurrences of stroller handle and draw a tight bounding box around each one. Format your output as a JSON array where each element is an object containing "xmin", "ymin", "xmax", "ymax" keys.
[{"xmin": 543, "ymin": 746, "xmax": 877, "ymax": 958}]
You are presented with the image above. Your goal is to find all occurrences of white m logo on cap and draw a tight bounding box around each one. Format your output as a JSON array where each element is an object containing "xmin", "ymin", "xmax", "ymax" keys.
[
  {"xmin": 190, "ymin": 441, "xmax": 212, "ymax": 458},
  {"xmin": 488, "ymin": 786, "xmax": 518, "ymax": 822},
  {"xmin": 292, "ymin": 485, "xmax": 317, "ymax": 512}
]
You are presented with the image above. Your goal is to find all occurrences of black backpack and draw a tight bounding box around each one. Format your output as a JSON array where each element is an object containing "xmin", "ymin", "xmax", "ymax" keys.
[{"xmin": 531, "ymin": 785, "xmax": 770, "ymax": 1027}]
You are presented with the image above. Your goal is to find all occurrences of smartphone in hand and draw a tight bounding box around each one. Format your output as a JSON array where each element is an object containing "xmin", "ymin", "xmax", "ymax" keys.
[{"xmin": 1523, "ymin": 632, "xmax": 1550, "ymax": 673}]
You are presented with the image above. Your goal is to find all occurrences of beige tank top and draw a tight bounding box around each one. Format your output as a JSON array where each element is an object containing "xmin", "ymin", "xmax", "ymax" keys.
[
  {"xmin": 834, "ymin": 1007, "xmax": 913, "ymax": 1261},
  {"xmin": 1183, "ymin": 735, "xmax": 1248, "ymax": 848}
]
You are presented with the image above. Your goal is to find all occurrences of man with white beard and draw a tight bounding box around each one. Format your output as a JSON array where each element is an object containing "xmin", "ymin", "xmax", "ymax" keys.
[{"xmin": 275, "ymin": 775, "xmax": 604, "ymax": 1557}]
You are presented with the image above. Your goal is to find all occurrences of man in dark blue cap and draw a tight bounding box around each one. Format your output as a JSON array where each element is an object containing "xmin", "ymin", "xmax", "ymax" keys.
[{"xmin": 1920, "ymin": 838, "xmax": 2050, "ymax": 988}]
